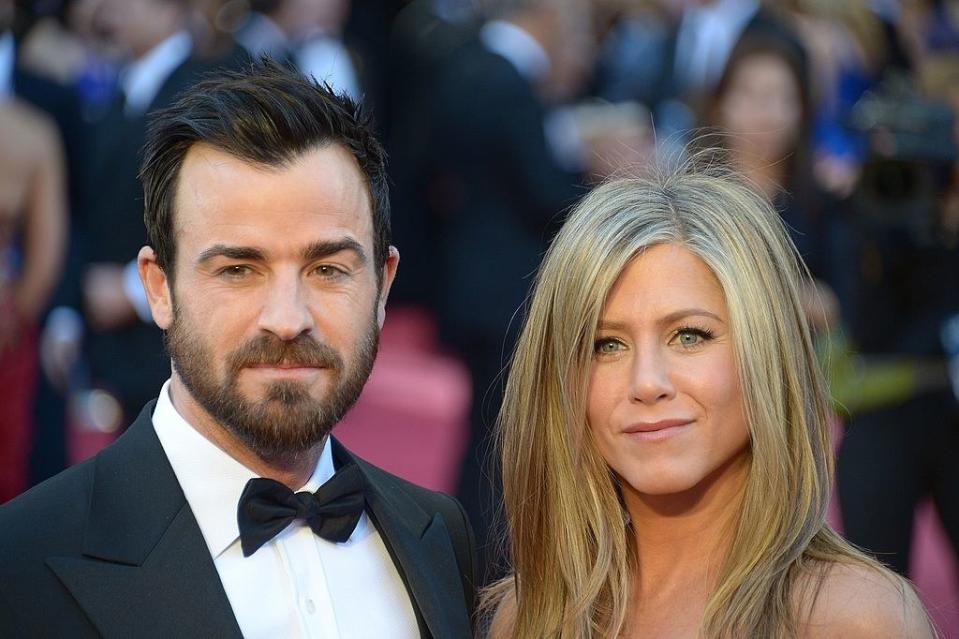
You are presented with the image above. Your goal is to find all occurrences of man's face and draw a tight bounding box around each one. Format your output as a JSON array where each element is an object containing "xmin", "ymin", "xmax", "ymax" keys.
[{"xmin": 149, "ymin": 142, "xmax": 396, "ymax": 461}]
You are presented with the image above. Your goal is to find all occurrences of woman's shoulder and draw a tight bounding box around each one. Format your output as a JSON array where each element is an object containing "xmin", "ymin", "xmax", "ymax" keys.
[
  {"xmin": 483, "ymin": 579, "xmax": 517, "ymax": 639},
  {"xmin": 798, "ymin": 561, "xmax": 934, "ymax": 638}
]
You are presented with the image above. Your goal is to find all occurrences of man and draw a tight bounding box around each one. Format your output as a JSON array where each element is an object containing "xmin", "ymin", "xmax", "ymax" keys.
[{"xmin": 0, "ymin": 61, "xmax": 475, "ymax": 638}]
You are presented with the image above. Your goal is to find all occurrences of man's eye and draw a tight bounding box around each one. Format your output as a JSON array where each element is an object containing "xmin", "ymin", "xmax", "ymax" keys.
[
  {"xmin": 313, "ymin": 264, "xmax": 346, "ymax": 278},
  {"xmin": 219, "ymin": 265, "xmax": 252, "ymax": 279}
]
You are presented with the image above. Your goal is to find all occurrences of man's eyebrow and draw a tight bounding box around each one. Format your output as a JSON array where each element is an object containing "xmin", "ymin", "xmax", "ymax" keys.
[
  {"xmin": 302, "ymin": 238, "xmax": 367, "ymax": 263},
  {"xmin": 596, "ymin": 308, "xmax": 725, "ymax": 331},
  {"xmin": 196, "ymin": 244, "xmax": 266, "ymax": 265}
]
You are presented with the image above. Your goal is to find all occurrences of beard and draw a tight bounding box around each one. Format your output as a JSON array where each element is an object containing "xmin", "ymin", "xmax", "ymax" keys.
[{"xmin": 164, "ymin": 304, "xmax": 378, "ymax": 462}]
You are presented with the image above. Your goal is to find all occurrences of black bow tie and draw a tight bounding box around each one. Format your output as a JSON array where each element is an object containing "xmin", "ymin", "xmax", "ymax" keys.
[{"xmin": 237, "ymin": 463, "xmax": 367, "ymax": 557}]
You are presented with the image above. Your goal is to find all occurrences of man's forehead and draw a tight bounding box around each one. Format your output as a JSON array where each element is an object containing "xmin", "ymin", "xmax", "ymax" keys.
[{"xmin": 171, "ymin": 143, "xmax": 374, "ymax": 247}]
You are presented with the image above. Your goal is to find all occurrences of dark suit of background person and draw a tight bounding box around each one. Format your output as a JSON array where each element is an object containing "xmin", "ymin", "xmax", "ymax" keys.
[
  {"xmin": 425, "ymin": 12, "xmax": 585, "ymax": 582},
  {"xmin": 80, "ymin": 3, "xmax": 247, "ymax": 424},
  {"xmin": 0, "ymin": 403, "xmax": 476, "ymax": 638}
]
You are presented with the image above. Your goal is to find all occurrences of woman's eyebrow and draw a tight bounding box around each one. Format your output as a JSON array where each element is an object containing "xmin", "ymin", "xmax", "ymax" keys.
[{"xmin": 596, "ymin": 308, "xmax": 725, "ymax": 331}]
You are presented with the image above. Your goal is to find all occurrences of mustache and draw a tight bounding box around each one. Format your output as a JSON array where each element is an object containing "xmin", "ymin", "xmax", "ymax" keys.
[{"xmin": 227, "ymin": 334, "xmax": 343, "ymax": 373}]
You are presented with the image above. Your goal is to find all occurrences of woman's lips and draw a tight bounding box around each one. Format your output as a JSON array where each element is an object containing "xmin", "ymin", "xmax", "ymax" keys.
[{"xmin": 622, "ymin": 419, "xmax": 693, "ymax": 441}]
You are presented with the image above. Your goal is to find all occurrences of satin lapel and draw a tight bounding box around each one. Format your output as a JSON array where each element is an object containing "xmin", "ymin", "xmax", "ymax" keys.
[
  {"xmin": 47, "ymin": 404, "xmax": 242, "ymax": 638},
  {"xmin": 334, "ymin": 440, "xmax": 472, "ymax": 639}
]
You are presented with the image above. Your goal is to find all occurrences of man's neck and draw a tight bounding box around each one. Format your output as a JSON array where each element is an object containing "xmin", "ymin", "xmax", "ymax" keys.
[{"xmin": 167, "ymin": 375, "xmax": 323, "ymax": 490}]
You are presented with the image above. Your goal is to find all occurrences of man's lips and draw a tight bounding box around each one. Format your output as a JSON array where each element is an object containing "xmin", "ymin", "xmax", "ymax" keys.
[
  {"xmin": 243, "ymin": 363, "xmax": 328, "ymax": 378},
  {"xmin": 246, "ymin": 363, "xmax": 324, "ymax": 369}
]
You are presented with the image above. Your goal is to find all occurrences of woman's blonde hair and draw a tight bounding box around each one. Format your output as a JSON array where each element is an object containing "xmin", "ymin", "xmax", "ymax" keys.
[{"xmin": 485, "ymin": 161, "xmax": 903, "ymax": 637}]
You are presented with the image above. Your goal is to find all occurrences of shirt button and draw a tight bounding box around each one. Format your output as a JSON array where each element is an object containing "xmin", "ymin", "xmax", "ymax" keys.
[{"xmin": 305, "ymin": 598, "xmax": 316, "ymax": 615}]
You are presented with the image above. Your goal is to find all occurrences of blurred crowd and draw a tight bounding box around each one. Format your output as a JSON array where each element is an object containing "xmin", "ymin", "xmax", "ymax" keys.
[{"xmin": 1, "ymin": 0, "xmax": 958, "ymax": 600}]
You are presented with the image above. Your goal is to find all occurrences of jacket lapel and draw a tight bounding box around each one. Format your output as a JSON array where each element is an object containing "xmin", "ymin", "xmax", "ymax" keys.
[
  {"xmin": 334, "ymin": 440, "xmax": 472, "ymax": 639},
  {"xmin": 46, "ymin": 404, "xmax": 242, "ymax": 638}
]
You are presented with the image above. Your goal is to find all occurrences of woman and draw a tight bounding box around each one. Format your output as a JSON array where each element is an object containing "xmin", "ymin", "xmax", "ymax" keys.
[
  {"xmin": 484, "ymin": 166, "xmax": 933, "ymax": 637},
  {"xmin": 0, "ymin": 98, "xmax": 67, "ymax": 502},
  {"xmin": 703, "ymin": 32, "xmax": 845, "ymax": 320}
]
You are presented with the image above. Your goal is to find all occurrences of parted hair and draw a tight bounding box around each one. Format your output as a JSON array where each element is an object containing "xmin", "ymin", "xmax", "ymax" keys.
[
  {"xmin": 485, "ymin": 160, "xmax": 913, "ymax": 637},
  {"xmin": 140, "ymin": 59, "xmax": 390, "ymax": 279}
]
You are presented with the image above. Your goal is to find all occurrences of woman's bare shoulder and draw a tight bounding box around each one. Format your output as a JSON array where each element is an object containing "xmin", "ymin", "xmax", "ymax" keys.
[
  {"xmin": 487, "ymin": 585, "xmax": 517, "ymax": 639},
  {"xmin": 799, "ymin": 561, "xmax": 934, "ymax": 638}
]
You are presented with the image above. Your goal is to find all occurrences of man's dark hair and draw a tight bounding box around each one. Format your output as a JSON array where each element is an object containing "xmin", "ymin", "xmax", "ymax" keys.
[{"xmin": 141, "ymin": 59, "xmax": 390, "ymax": 280}]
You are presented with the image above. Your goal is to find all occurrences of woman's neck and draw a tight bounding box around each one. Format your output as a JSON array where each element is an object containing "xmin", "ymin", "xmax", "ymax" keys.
[{"xmin": 624, "ymin": 452, "xmax": 750, "ymax": 598}]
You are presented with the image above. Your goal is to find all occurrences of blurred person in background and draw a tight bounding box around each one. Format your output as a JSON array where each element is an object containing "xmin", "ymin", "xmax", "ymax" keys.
[
  {"xmin": 703, "ymin": 31, "xmax": 841, "ymax": 313},
  {"xmin": 0, "ymin": 81, "xmax": 68, "ymax": 501},
  {"xmin": 231, "ymin": 0, "xmax": 361, "ymax": 100},
  {"xmin": 834, "ymin": 47, "xmax": 959, "ymax": 576},
  {"xmin": 592, "ymin": 0, "xmax": 680, "ymax": 108},
  {"xmin": 16, "ymin": 0, "xmax": 121, "ymax": 120},
  {"xmin": 779, "ymin": 0, "xmax": 888, "ymax": 199},
  {"xmin": 2, "ymin": 0, "xmax": 86, "ymax": 492},
  {"xmin": 418, "ymin": 0, "xmax": 647, "ymax": 584},
  {"xmin": 79, "ymin": 0, "xmax": 247, "ymax": 429},
  {"xmin": 231, "ymin": 0, "xmax": 300, "ymax": 59},
  {"xmin": 594, "ymin": 0, "xmax": 814, "ymax": 150}
]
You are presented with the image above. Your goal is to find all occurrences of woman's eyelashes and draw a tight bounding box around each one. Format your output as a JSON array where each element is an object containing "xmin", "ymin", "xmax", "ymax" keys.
[
  {"xmin": 593, "ymin": 324, "xmax": 717, "ymax": 356},
  {"xmin": 670, "ymin": 325, "xmax": 715, "ymax": 349}
]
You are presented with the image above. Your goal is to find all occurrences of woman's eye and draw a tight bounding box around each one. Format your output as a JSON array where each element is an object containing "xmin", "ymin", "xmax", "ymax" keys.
[
  {"xmin": 673, "ymin": 327, "xmax": 714, "ymax": 348},
  {"xmin": 594, "ymin": 338, "xmax": 623, "ymax": 355},
  {"xmin": 678, "ymin": 331, "xmax": 701, "ymax": 347}
]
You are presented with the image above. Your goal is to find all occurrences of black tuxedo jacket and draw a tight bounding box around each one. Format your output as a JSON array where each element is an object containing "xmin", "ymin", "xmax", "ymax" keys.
[{"xmin": 0, "ymin": 403, "xmax": 476, "ymax": 638}]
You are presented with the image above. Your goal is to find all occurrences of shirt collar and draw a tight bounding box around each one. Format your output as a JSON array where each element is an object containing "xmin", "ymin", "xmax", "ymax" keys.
[
  {"xmin": 152, "ymin": 379, "xmax": 335, "ymax": 558},
  {"xmin": 0, "ymin": 31, "xmax": 15, "ymax": 102},
  {"xmin": 235, "ymin": 12, "xmax": 290, "ymax": 59},
  {"xmin": 689, "ymin": 0, "xmax": 758, "ymax": 23},
  {"xmin": 120, "ymin": 30, "xmax": 192, "ymax": 116},
  {"xmin": 480, "ymin": 19, "xmax": 550, "ymax": 83}
]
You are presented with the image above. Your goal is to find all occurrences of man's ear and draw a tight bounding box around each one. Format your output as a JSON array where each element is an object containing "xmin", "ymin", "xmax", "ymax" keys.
[
  {"xmin": 376, "ymin": 246, "xmax": 400, "ymax": 328},
  {"xmin": 138, "ymin": 246, "xmax": 173, "ymax": 329}
]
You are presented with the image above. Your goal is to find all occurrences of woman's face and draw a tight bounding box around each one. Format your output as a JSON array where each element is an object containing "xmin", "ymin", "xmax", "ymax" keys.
[
  {"xmin": 586, "ymin": 244, "xmax": 749, "ymax": 498},
  {"xmin": 717, "ymin": 53, "xmax": 803, "ymax": 161}
]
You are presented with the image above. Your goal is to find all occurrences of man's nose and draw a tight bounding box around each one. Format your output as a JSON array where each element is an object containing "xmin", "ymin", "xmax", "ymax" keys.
[
  {"xmin": 257, "ymin": 274, "xmax": 314, "ymax": 340},
  {"xmin": 629, "ymin": 347, "xmax": 675, "ymax": 404}
]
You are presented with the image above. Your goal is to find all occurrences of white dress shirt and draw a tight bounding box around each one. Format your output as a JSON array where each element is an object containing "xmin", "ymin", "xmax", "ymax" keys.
[
  {"xmin": 152, "ymin": 380, "xmax": 419, "ymax": 639},
  {"xmin": 673, "ymin": 0, "xmax": 758, "ymax": 93},
  {"xmin": 479, "ymin": 19, "xmax": 550, "ymax": 84},
  {"xmin": 296, "ymin": 37, "xmax": 361, "ymax": 101},
  {"xmin": 120, "ymin": 30, "xmax": 192, "ymax": 116}
]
